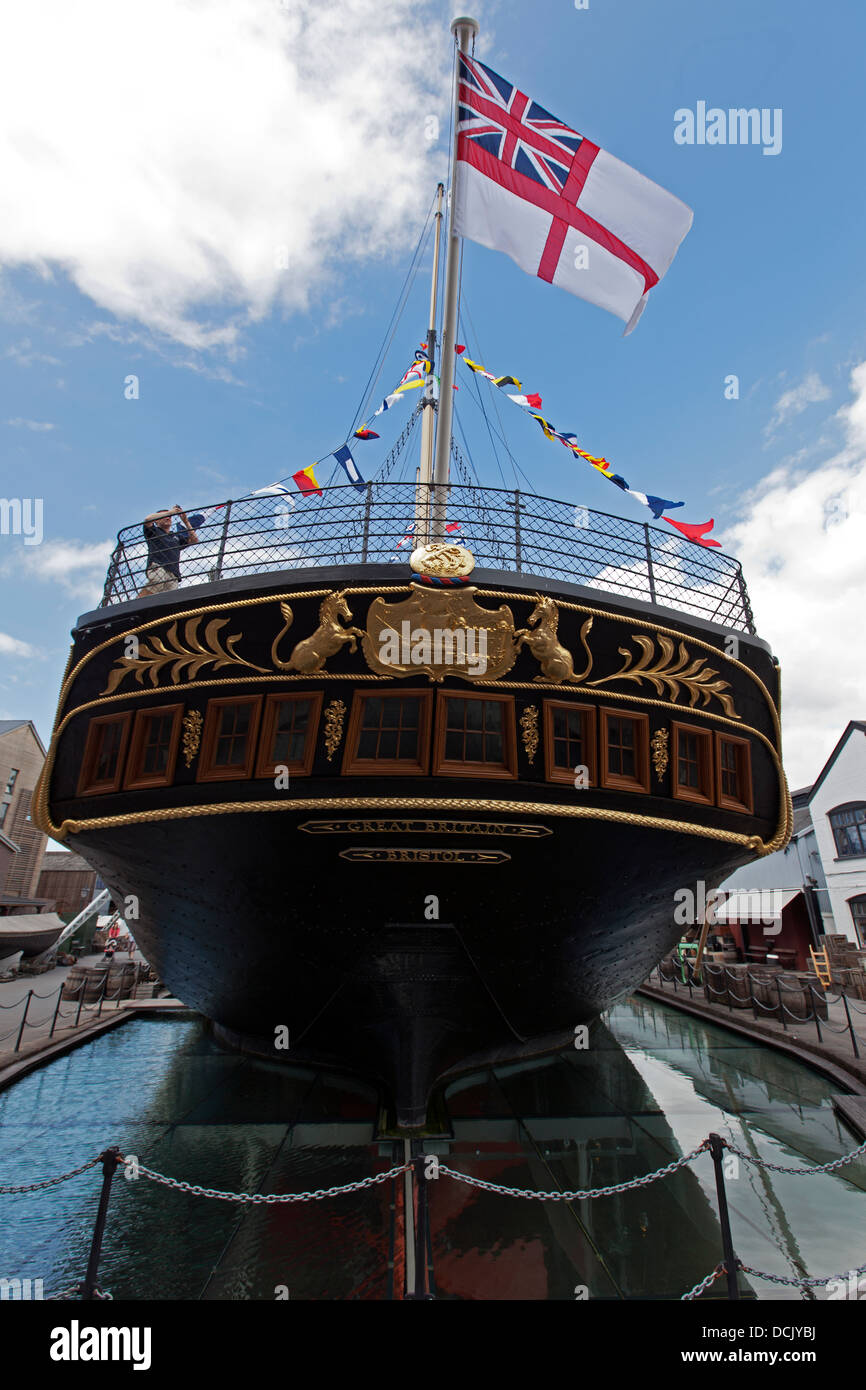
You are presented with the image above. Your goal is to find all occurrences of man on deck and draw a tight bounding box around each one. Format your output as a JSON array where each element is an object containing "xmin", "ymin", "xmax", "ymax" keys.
[{"xmin": 138, "ymin": 505, "xmax": 199, "ymax": 596}]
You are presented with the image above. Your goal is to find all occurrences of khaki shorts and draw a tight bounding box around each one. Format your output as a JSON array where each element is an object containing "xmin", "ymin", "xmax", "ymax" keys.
[{"xmin": 141, "ymin": 564, "xmax": 179, "ymax": 594}]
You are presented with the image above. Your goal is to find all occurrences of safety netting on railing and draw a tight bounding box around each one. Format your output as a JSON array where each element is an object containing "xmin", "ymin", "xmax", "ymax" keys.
[{"xmin": 100, "ymin": 481, "xmax": 756, "ymax": 633}]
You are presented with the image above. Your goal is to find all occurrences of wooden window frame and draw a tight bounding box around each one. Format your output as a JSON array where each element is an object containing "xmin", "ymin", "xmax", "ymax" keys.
[
  {"xmin": 543, "ymin": 701, "xmax": 597, "ymax": 787},
  {"xmin": 671, "ymin": 721, "xmax": 714, "ymax": 806},
  {"xmin": 433, "ymin": 691, "xmax": 517, "ymax": 780},
  {"xmin": 254, "ymin": 692, "xmax": 322, "ymax": 779},
  {"xmin": 829, "ymin": 803, "xmax": 866, "ymax": 860},
  {"xmin": 342, "ymin": 689, "xmax": 433, "ymax": 776},
  {"xmin": 77, "ymin": 713, "xmax": 133, "ymax": 797},
  {"xmin": 196, "ymin": 696, "xmax": 262, "ymax": 783},
  {"xmin": 124, "ymin": 704, "xmax": 184, "ymax": 790},
  {"xmin": 599, "ymin": 707, "xmax": 650, "ymax": 794},
  {"xmin": 715, "ymin": 732, "xmax": 754, "ymax": 814}
]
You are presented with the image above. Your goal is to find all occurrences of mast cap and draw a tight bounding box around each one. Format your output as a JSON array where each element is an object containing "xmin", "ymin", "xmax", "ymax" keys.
[{"xmin": 450, "ymin": 16, "xmax": 479, "ymax": 39}]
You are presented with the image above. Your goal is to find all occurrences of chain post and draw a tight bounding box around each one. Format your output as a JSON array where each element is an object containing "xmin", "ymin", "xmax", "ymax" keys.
[
  {"xmin": 74, "ymin": 979, "xmax": 86, "ymax": 1028},
  {"xmin": 13, "ymin": 990, "xmax": 33, "ymax": 1052},
  {"xmin": 775, "ymin": 978, "xmax": 787, "ymax": 1030},
  {"xmin": 49, "ymin": 984, "xmax": 64, "ymax": 1038},
  {"xmin": 708, "ymin": 1134, "xmax": 740, "ymax": 1300},
  {"xmin": 840, "ymin": 991, "xmax": 860, "ymax": 1058},
  {"xmin": 812, "ymin": 987, "xmax": 823, "ymax": 1043},
  {"xmin": 79, "ymin": 1147, "xmax": 123, "ymax": 1301}
]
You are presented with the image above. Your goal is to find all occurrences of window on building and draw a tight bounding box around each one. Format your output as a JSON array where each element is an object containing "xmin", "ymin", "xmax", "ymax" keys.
[
  {"xmin": 599, "ymin": 709, "xmax": 649, "ymax": 793},
  {"xmin": 77, "ymin": 714, "xmax": 132, "ymax": 796},
  {"xmin": 343, "ymin": 692, "xmax": 432, "ymax": 775},
  {"xmin": 715, "ymin": 734, "xmax": 753, "ymax": 814},
  {"xmin": 255, "ymin": 693, "xmax": 322, "ymax": 778},
  {"xmin": 544, "ymin": 702, "xmax": 596, "ymax": 785},
  {"xmin": 4, "ymin": 769, "xmax": 18, "ymax": 796},
  {"xmin": 829, "ymin": 804, "xmax": 866, "ymax": 859},
  {"xmin": 672, "ymin": 723, "xmax": 714, "ymax": 805},
  {"xmin": 849, "ymin": 896, "xmax": 866, "ymax": 947},
  {"xmin": 198, "ymin": 697, "xmax": 262, "ymax": 782},
  {"xmin": 433, "ymin": 694, "xmax": 516, "ymax": 777},
  {"xmin": 0, "ymin": 802, "xmax": 8, "ymax": 829},
  {"xmin": 124, "ymin": 705, "xmax": 184, "ymax": 790}
]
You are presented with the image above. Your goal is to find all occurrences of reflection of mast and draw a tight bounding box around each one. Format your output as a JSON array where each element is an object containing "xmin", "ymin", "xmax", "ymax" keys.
[
  {"xmin": 720, "ymin": 1072, "xmax": 815, "ymax": 1299},
  {"xmin": 431, "ymin": 15, "xmax": 479, "ymax": 539},
  {"xmin": 414, "ymin": 182, "xmax": 445, "ymax": 548}
]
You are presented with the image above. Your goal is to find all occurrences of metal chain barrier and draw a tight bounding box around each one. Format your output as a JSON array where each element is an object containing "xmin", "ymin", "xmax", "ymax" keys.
[
  {"xmin": 681, "ymin": 1262, "xmax": 728, "ymax": 1301},
  {"xmin": 736, "ymin": 1258, "xmax": 866, "ymax": 1289},
  {"xmin": 725, "ymin": 1136, "xmax": 866, "ymax": 1176},
  {"xmin": 653, "ymin": 961, "xmax": 864, "ymax": 1057},
  {"xmin": 134, "ymin": 1159, "xmax": 412, "ymax": 1203},
  {"xmin": 436, "ymin": 1141, "xmax": 711, "ymax": 1200},
  {"xmin": 0, "ymin": 1156, "xmax": 102, "ymax": 1194}
]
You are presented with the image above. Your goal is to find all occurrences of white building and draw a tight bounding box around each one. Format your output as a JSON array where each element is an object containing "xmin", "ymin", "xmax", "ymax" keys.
[{"xmin": 719, "ymin": 721, "xmax": 866, "ymax": 949}]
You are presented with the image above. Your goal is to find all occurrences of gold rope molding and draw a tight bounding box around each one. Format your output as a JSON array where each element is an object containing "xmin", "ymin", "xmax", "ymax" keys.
[{"xmin": 45, "ymin": 794, "xmax": 779, "ymax": 855}]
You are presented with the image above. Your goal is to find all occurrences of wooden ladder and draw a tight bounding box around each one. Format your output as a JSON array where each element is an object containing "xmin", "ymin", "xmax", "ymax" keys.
[{"xmin": 809, "ymin": 946, "xmax": 832, "ymax": 988}]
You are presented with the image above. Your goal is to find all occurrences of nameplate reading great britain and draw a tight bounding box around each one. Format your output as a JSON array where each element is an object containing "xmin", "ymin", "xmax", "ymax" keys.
[{"xmin": 299, "ymin": 819, "xmax": 552, "ymax": 838}]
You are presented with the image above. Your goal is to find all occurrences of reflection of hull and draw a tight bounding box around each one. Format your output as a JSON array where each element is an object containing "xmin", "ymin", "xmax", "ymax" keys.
[
  {"xmin": 0, "ymin": 913, "xmax": 65, "ymax": 958},
  {"xmin": 35, "ymin": 564, "xmax": 789, "ymax": 1125}
]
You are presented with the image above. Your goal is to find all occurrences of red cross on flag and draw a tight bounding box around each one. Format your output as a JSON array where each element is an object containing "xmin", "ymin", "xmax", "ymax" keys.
[{"xmin": 452, "ymin": 55, "xmax": 693, "ymax": 333}]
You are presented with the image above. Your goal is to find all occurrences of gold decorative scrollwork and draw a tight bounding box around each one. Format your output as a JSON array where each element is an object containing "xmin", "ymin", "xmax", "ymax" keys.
[
  {"xmin": 323, "ymin": 699, "xmax": 347, "ymax": 761},
  {"xmin": 590, "ymin": 634, "xmax": 738, "ymax": 718},
  {"xmin": 514, "ymin": 597, "xmax": 593, "ymax": 684},
  {"xmin": 102, "ymin": 618, "xmax": 268, "ymax": 694},
  {"xmin": 520, "ymin": 705, "xmax": 539, "ymax": 765},
  {"xmin": 651, "ymin": 727, "xmax": 669, "ymax": 782},
  {"xmin": 272, "ymin": 592, "xmax": 365, "ymax": 674},
  {"xmin": 181, "ymin": 710, "xmax": 203, "ymax": 768}
]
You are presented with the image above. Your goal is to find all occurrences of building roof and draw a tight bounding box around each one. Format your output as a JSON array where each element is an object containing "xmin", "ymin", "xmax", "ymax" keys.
[
  {"xmin": 804, "ymin": 721, "xmax": 866, "ymax": 804},
  {"xmin": 0, "ymin": 719, "xmax": 47, "ymax": 756}
]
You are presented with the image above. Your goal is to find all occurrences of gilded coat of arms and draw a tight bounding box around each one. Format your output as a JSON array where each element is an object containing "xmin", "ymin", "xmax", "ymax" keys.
[{"xmin": 361, "ymin": 584, "xmax": 517, "ymax": 682}]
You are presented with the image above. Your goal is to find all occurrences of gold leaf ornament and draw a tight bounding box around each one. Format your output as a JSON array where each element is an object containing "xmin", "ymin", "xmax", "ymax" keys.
[
  {"xmin": 590, "ymin": 634, "xmax": 738, "ymax": 719},
  {"xmin": 103, "ymin": 617, "xmax": 268, "ymax": 693},
  {"xmin": 519, "ymin": 705, "xmax": 539, "ymax": 765},
  {"xmin": 323, "ymin": 699, "xmax": 347, "ymax": 761}
]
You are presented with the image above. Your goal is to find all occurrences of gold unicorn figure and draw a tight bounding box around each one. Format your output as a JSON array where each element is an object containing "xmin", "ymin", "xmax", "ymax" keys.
[
  {"xmin": 272, "ymin": 591, "xmax": 365, "ymax": 674},
  {"xmin": 514, "ymin": 596, "xmax": 593, "ymax": 683}
]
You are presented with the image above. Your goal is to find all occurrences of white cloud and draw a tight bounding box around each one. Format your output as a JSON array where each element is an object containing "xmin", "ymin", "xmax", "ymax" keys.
[
  {"xmin": 0, "ymin": 632, "xmax": 37, "ymax": 659},
  {"xmin": 6, "ymin": 417, "xmax": 55, "ymax": 431},
  {"xmin": 0, "ymin": 0, "xmax": 459, "ymax": 349},
  {"xmin": 764, "ymin": 371, "xmax": 831, "ymax": 437},
  {"xmin": 726, "ymin": 360, "xmax": 866, "ymax": 787},
  {"xmin": 3, "ymin": 338, "xmax": 61, "ymax": 367},
  {"xmin": 4, "ymin": 538, "xmax": 115, "ymax": 604}
]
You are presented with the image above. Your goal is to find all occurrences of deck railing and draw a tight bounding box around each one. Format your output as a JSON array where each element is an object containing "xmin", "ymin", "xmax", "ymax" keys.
[{"xmin": 100, "ymin": 482, "xmax": 756, "ymax": 634}]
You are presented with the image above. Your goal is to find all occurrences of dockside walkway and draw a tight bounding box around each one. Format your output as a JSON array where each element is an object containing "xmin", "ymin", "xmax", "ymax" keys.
[
  {"xmin": 638, "ymin": 968, "xmax": 866, "ymax": 1131},
  {"xmin": 0, "ymin": 953, "xmax": 185, "ymax": 1089}
]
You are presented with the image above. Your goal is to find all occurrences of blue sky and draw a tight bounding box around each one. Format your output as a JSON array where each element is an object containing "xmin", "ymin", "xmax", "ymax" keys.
[{"xmin": 1, "ymin": 0, "xmax": 865, "ymax": 785}]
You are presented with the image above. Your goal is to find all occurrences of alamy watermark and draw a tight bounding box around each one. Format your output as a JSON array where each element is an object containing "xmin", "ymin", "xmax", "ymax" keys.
[
  {"xmin": 675, "ymin": 103, "xmax": 782, "ymax": 156},
  {"xmin": 0, "ymin": 498, "xmax": 43, "ymax": 545},
  {"xmin": 674, "ymin": 881, "xmax": 783, "ymax": 930},
  {"xmin": 378, "ymin": 623, "xmax": 488, "ymax": 676}
]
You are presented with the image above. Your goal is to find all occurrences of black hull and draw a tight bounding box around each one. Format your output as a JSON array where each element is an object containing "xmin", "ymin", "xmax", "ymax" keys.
[
  {"xmin": 35, "ymin": 562, "xmax": 790, "ymax": 1126},
  {"xmin": 73, "ymin": 809, "xmax": 753, "ymax": 1124}
]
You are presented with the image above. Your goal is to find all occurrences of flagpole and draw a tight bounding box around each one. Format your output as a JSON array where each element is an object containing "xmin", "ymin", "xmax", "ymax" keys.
[
  {"xmin": 415, "ymin": 180, "xmax": 445, "ymax": 548},
  {"xmin": 430, "ymin": 14, "xmax": 478, "ymax": 542}
]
